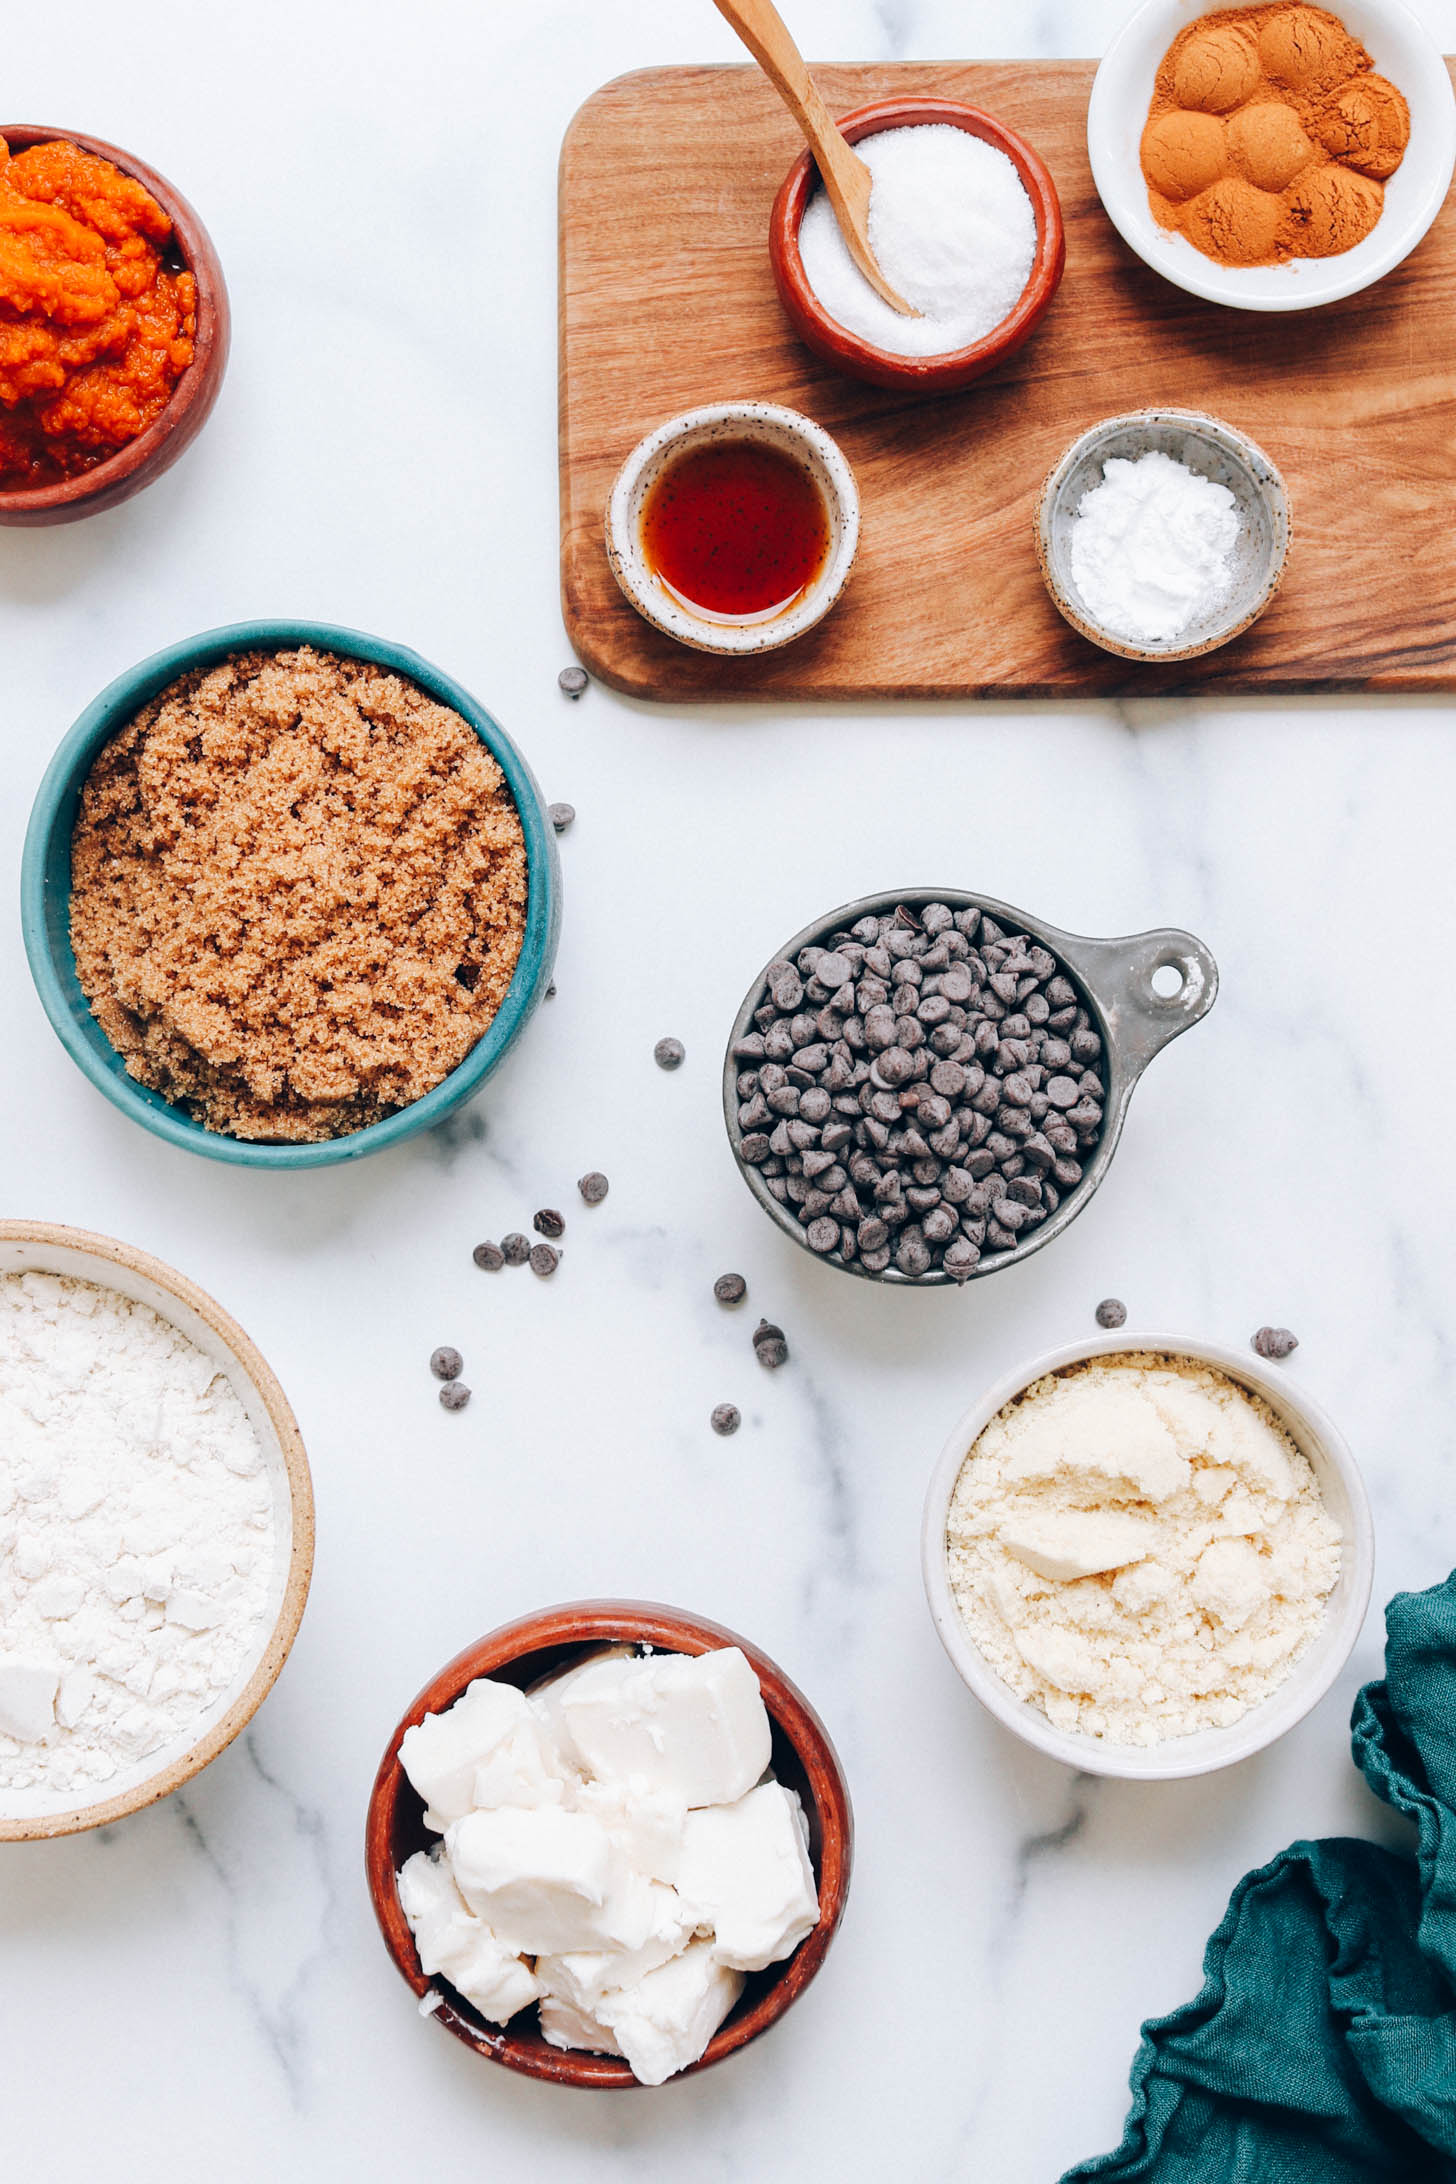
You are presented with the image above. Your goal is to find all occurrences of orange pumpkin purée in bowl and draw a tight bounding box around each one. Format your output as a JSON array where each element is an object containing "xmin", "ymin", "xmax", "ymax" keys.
[{"xmin": 0, "ymin": 135, "xmax": 196, "ymax": 490}]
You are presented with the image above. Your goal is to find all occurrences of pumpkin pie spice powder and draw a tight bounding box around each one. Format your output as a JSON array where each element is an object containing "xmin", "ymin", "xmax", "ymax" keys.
[{"xmin": 69, "ymin": 648, "xmax": 528, "ymax": 1142}]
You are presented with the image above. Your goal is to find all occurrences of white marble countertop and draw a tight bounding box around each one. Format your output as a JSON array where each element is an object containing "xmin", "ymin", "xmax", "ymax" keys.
[{"xmin": 3, "ymin": 2, "xmax": 1455, "ymax": 2176}]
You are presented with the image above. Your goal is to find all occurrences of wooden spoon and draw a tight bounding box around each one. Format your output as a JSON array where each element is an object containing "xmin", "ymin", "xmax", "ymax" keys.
[{"xmin": 712, "ymin": 0, "xmax": 918, "ymax": 316}]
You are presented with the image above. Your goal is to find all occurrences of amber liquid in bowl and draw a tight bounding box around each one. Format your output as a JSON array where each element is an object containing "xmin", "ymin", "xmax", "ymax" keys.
[{"xmin": 639, "ymin": 439, "xmax": 831, "ymax": 623}]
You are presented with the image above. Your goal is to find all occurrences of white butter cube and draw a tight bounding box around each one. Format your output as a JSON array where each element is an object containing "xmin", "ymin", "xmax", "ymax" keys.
[
  {"xmin": 572, "ymin": 1774, "xmax": 687, "ymax": 1885},
  {"xmin": 539, "ymin": 1993, "xmax": 623, "ymax": 2059},
  {"xmin": 998, "ymin": 1509, "xmax": 1160, "ymax": 1583},
  {"xmin": 557, "ymin": 1647, "xmax": 772, "ymax": 1809},
  {"xmin": 399, "ymin": 1678, "xmax": 561, "ymax": 1830},
  {"xmin": 397, "ymin": 1851, "xmax": 539, "ymax": 2026},
  {"xmin": 446, "ymin": 1806, "xmax": 656, "ymax": 1956},
  {"xmin": 598, "ymin": 1941, "xmax": 745, "ymax": 2086},
  {"xmin": 0, "ymin": 1657, "xmax": 58, "ymax": 1742},
  {"xmin": 677, "ymin": 1782, "xmax": 819, "ymax": 1971},
  {"xmin": 537, "ymin": 1881, "xmax": 695, "ymax": 2012}
]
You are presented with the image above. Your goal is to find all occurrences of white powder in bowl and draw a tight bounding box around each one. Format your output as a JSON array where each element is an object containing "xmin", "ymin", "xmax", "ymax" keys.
[
  {"xmin": 797, "ymin": 123, "xmax": 1037, "ymax": 359},
  {"xmin": 945, "ymin": 1354, "xmax": 1342, "ymax": 1747},
  {"xmin": 1067, "ymin": 450, "xmax": 1240, "ymax": 645},
  {"xmin": 0, "ymin": 1271, "xmax": 279, "ymax": 1807}
]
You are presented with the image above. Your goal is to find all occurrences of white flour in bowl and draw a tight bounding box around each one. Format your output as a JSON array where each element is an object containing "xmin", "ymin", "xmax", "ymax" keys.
[
  {"xmin": 945, "ymin": 1353, "xmax": 1341, "ymax": 1745},
  {"xmin": 0, "ymin": 1271, "xmax": 277, "ymax": 1802}
]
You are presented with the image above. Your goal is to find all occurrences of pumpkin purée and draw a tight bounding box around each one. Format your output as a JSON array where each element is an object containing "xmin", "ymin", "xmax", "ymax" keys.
[{"xmin": 0, "ymin": 135, "xmax": 196, "ymax": 490}]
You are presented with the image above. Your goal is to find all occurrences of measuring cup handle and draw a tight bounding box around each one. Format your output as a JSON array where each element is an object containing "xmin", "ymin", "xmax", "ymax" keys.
[{"xmin": 1054, "ymin": 927, "xmax": 1219, "ymax": 1078}]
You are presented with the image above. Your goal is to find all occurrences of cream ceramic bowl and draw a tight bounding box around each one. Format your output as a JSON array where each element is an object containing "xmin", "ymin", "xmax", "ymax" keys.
[
  {"xmin": 605, "ymin": 401, "xmax": 859, "ymax": 655},
  {"xmin": 1037, "ymin": 408, "xmax": 1290, "ymax": 660},
  {"xmin": 1088, "ymin": 0, "xmax": 1456, "ymax": 310},
  {"xmin": 0, "ymin": 1221, "xmax": 313, "ymax": 1840},
  {"xmin": 921, "ymin": 1332, "xmax": 1373, "ymax": 1782}
]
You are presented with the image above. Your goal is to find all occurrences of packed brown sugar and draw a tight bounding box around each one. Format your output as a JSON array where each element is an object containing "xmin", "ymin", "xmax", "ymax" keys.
[
  {"xmin": 69, "ymin": 648, "xmax": 528, "ymax": 1143},
  {"xmin": 1140, "ymin": 5, "xmax": 1410, "ymax": 266},
  {"xmin": 0, "ymin": 135, "xmax": 196, "ymax": 490}
]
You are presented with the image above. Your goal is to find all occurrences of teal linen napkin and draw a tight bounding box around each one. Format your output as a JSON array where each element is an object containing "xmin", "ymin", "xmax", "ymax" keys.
[{"xmin": 1064, "ymin": 1572, "xmax": 1456, "ymax": 2183}]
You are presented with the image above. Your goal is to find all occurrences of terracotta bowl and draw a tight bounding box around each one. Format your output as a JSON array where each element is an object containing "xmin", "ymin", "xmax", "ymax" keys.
[
  {"xmin": 769, "ymin": 98, "xmax": 1065, "ymax": 395},
  {"xmin": 0, "ymin": 124, "xmax": 230, "ymax": 526},
  {"xmin": 365, "ymin": 1601, "xmax": 854, "ymax": 2087},
  {"xmin": 0, "ymin": 1220, "xmax": 313, "ymax": 1841}
]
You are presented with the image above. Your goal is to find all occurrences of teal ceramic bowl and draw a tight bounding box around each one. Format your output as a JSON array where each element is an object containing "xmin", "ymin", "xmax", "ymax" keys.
[{"xmin": 21, "ymin": 620, "xmax": 562, "ymax": 1168}]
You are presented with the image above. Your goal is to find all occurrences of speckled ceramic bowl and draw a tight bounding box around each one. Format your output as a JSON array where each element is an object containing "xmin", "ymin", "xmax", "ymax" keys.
[
  {"xmin": 605, "ymin": 402, "xmax": 859, "ymax": 655},
  {"xmin": 20, "ymin": 620, "xmax": 561, "ymax": 1168},
  {"xmin": 1036, "ymin": 408, "xmax": 1290, "ymax": 661}
]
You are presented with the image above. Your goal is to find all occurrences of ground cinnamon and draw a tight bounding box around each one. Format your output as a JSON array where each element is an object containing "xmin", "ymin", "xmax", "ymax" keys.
[{"xmin": 1140, "ymin": 4, "xmax": 1410, "ymax": 266}]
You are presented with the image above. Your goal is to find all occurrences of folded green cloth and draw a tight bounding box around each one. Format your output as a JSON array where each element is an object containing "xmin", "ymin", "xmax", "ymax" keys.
[{"xmin": 1064, "ymin": 1572, "xmax": 1456, "ymax": 2183}]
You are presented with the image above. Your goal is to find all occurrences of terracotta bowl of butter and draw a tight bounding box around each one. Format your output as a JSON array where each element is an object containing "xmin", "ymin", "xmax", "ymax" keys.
[
  {"xmin": 0, "ymin": 1220, "xmax": 313, "ymax": 1841},
  {"xmin": 769, "ymin": 98, "xmax": 1065, "ymax": 394},
  {"xmin": 365, "ymin": 1601, "xmax": 854, "ymax": 2087},
  {"xmin": 1087, "ymin": 0, "xmax": 1456, "ymax": 310},
  {"xmin": 0, "ymin": 125, "xmax": 230, "ymax": 525},
  {"xmin": 921, "ymin": 1332, "xmax": 1374, "ymax": 1782}
]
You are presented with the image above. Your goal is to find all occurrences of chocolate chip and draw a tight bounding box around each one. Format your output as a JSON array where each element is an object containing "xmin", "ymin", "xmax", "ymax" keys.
[
  {"xmin": 752, "ymin": 1319, "xmax": 789, "ymax": 1369},
  {"xmin": 714, "ymin": 1273, "xmax": 747, "ymax": 1305},
  {"xmin": 430, "ymin": 1347, "xmax": 463, "ymax": 1381},
  {"xmin": 439, "ymin": 1382, "xmax": 472, "ymax": 1411},
  {"xmin": 548, "ymin": 801, "xmax": 575, "ymax": 832},
  {"xmin": 501, "ymin": 1232, "xmax": 530, "ymax": 1265},
  {"xmin": 1252, "ymin": 1325, "xmax": 1299, "ymax": 1360},
  {"xmin": 654, "ymin": 1037, "xmax": 685, "ymax": 1070},
  {"xmin": 533, "ymin": 1208, "xmax": 565, "ymax": 1239},
  {"xmin": 528, "ymin": 1243, "xmax": 560, "ymax": 1278},
  {"xmin": 472, "ymin": 1241, "xmax": 505, "ymax": 1271},
  {"xmin": 1095, "ymin": 1298, "xmax": 1127, "ymax": 1328},
  {"xmin": 558, "ymin": 666, "xmax": 588, "ymax": 698},
  {"xmin": 711, "ymin": 1404, "xmax": 741, "ymax": 1436},
  {"xmin": 578, "ymin": 1172, "xmax": 609, "ymax": 1205}
]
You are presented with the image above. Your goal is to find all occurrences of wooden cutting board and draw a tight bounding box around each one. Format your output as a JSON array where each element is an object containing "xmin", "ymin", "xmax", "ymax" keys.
[{"xmin": 559, "ymin": 61, "xmax": 1456, "ymax": 702}]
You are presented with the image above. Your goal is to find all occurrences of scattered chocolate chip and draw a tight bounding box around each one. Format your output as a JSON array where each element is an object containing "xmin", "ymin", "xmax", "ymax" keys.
[
  {"xmin": 533, "ymin": 1208, "xmax": 565, "ymax": 1240},
  {"xmin": 439, "ymin": 1382, "xmax": 472, "ymax": 1412},
  {"xmin": 545, "ymin": 981, "xmax": 557, "ymax": 999},
  {"xmin": 752, "ymin": 1318, "xmax": 789, "ymax": 1369},
  {"xmin": 430, "ymin": 1347, "xmax": 463, "ymax": 1381},
  {"xmin": 1095, "ymin": 1298, "xmax": 1127, "ymax": 1329},
  {"xmin": 1252, "ymin": 1325, "xmax": 1299, "ymax": 1360},
  {"xmin": 472, "ymin": 1241, "xmax": 505, "ymax": 1271},
  {"xmin": 529, "ymin": 1244, "xmax": 560, "ymax": 1278},
  {"xmin": 654, "ymin": 1037, "xmax": 685, "ymax": 1070},
  {"xmin": 501, "ymin": 1233, "xmax": 530, "ymax": 1265},
  {"xmin": 578, "ymin": 1172, "xmax": 609, "ymax": 1205},
  {"xmin": 548, "ymin": 801, "xmax": 576, "ymax": 832},
  {"xmin": 711, "ymin": 1403, "xmax": 741, "ymax": 1437},
  {"xmin": 558, "ymin": 666, "xmax": 588, "ymax": 698},
  {"xmin": 714, "ymin": 1273, "xmax": 747, "ymax": 1306}
]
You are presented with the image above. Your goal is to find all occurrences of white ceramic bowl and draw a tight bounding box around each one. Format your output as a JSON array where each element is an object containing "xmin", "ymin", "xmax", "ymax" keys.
[
  {"xmin": 604, "ymin": 401, "xmax": 859, "ymax": 655},
  {"xmin": 921, "ymin": 1332, "xmax": 1373, "ymax": 1781},
  {"xmin": 0, "ymin": 1222, "xmax": 314, "ymax": 1839},
  {"xmin": 1088, "ymin": 0, "xmax": 1456, "ymax": 310},
  {"xmin": 1037, "ymin": 407, "xmax": 1291, "ymax": 659}
]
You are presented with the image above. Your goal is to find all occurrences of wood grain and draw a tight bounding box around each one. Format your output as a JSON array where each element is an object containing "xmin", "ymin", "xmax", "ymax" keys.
[{"xmin": 559, "ymin": 61, "xmax": 1456, "ymax": 701}]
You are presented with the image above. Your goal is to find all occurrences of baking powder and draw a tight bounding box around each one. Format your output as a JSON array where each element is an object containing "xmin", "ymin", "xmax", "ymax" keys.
[{"xmin": 1068, "ymin": 449, "xmax": 1239, "ymax": 644}]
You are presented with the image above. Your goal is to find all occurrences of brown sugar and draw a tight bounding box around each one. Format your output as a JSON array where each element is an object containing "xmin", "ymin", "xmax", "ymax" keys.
[
  {"xmin": 69, "ymin": 647, "xmax": 528, "ymax": 1143},
  {"xmin": 1140, "ymin": 5, "xmax": 1411, "ymax": 267}
]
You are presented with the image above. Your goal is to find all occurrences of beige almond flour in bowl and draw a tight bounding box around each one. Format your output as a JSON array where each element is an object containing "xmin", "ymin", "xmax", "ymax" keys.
[{"xmin": 921, "ymin": 1334, "xmax": 1372, "ymax": 1780}]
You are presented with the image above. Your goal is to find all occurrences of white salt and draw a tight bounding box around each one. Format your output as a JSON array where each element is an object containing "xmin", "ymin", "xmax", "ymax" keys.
[
  {"xmin": 1068, "ymin": 450, "xmax": 1240, "ymax": 646},
  {"xmin": 797, "ymin": 123, "xmax": 1037, "ymax": 359}
]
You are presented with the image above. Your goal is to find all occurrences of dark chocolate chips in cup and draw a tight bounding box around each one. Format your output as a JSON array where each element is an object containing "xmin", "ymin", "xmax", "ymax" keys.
[{"xmin": 732, "ymin": 903, "xmax": 1107, "ymax": 1282}]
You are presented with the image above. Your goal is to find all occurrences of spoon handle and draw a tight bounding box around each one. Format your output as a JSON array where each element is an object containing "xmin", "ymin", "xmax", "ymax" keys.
[{"xmin": 711, "ymin": 0, "xmax": 917, "ymax": 315}]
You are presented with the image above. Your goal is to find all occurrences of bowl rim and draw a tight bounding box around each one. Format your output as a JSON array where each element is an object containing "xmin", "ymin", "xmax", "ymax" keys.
[
  {"xmin": 0, "ymin": 122, "xmax": 230, "ymax": 520},
  {"xmin": 769, "ymin": 97, "xmax": 1066, "ymax": 390},
  {"xmin": 920, "ymin": 1331, "xmax": 1375, "ymax": 1781},
  {"xmin": 364, "ymin": 1599, "xmax": 854, "ymax": 2087},
  {"xmin": 19, "ymin": 618, "xmax": 561, "ymax": 1168},
  {"xmin": 1085, "ymin": 0, "xmax": 1456, "ymax": 313},
  {"xmin": 604, "ymin": 400, "xmax": 860, "ymax": 655},
  {"xmin": 1034, "ymin": 406, "xmax": 1292, "ymax": 661},
  {"xmin": 0, "ymin": 1218, "xmax": 314, "ymax": 1840}
]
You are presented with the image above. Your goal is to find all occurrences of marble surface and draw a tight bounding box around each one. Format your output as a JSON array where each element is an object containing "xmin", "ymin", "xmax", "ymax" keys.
[{"xmin": 3, "ymin": 1, "xmax": 1456, "ymax": 2176}]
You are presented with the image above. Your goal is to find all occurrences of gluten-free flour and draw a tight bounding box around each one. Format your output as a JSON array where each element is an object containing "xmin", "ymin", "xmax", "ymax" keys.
[
  {"xmin": 945, "ymin": 1354, "xmax": 1341, "ymax": 1745},
  {"xmin": 0, "ymin": 1271, "xmax": 277, "ymax": 1802}
]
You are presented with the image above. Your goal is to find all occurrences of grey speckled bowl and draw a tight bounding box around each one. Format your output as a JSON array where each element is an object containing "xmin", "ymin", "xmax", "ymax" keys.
[
  {"xmin": 1036, "ymin": 408, "xmax": 1290, "ymax": 662},
  {"xmin": 605, "ymin": 401, "xmax": 859, "ymax": 656},
  {"xmin": 724, "ymin": 888, "xmax": 1218, "ymax": 1288}
]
